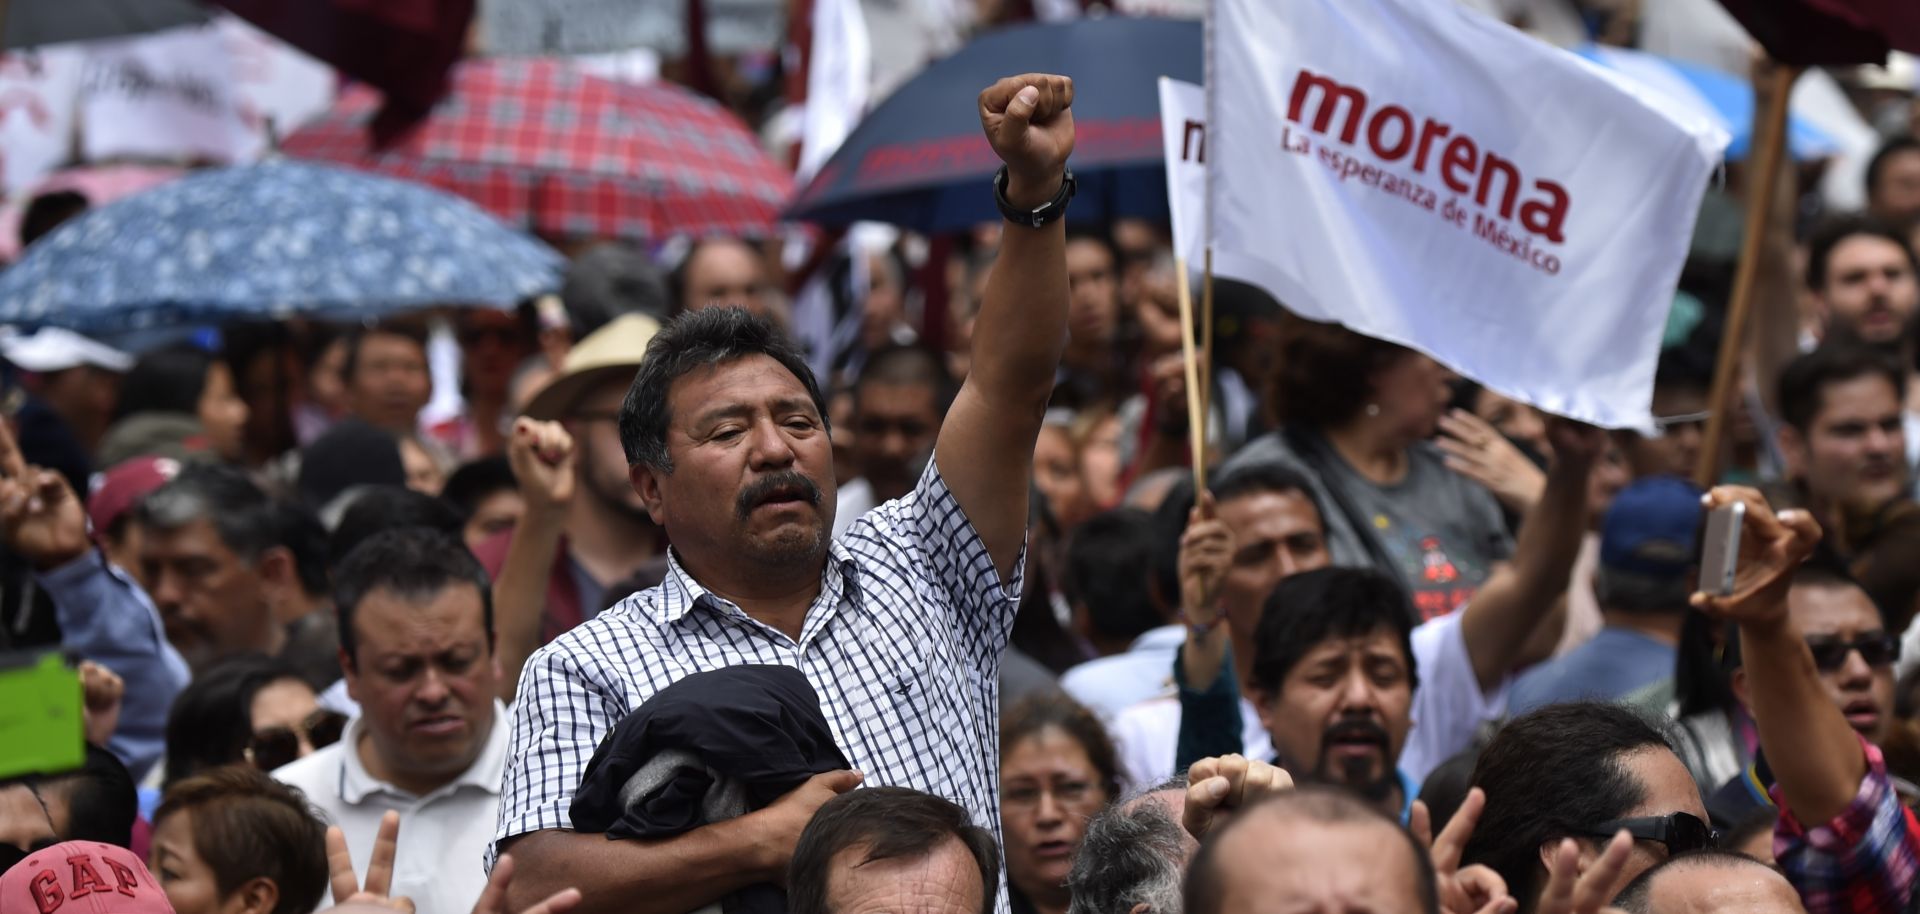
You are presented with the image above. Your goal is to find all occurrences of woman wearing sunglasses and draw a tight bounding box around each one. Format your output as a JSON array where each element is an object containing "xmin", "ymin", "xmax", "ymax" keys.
[{"xmin": 163, "ymin": 656, "xmax": 347, "ymax": 787}]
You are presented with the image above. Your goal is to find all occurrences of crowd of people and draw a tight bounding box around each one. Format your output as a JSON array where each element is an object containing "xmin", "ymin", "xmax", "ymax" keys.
[{"xmin": 3, "ymin": 45, "xmax": 1920, "ymax": 914}]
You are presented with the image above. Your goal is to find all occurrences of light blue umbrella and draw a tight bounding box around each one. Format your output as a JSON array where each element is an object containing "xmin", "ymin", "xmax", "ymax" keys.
[
  {"xmin": 1577, "ymin": 45, "xmax": 1842, "ymax": 161},
  {"xmin": 0, "ymin": 159, "xmax": 563, "ymax": 336}
]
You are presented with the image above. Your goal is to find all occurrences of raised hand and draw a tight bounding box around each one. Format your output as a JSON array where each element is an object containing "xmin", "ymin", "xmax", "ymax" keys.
[
  {"xmin": 1534, "ymin": 833, "xmax": 1632, "ymax": 914},
  {"xmin": 473, "ymin": 855, "xmax": 581, "ymax": 914},
  {"xmin": 1436, "ymin": 410, "xmax": 1544, "ymax": 515},
  {"xmin": 1410, "ymin": 789, "xmax": 1515, "ymax": 914},
  {"xmin": 78, "ymin": 661, "xmax": 124, "ymax": 747},
  {"xmin": 0, "ymin": 419, "xmax": 89, "ymax": 571},
  {"xmin": 1543, "ymin": 418, "xmax": 1607, "ymax": 467},
  {"xmin": 1183, "ymin": 754, "xmax": 1293, "ymax": 839},
  {"xmin": 327, "ymin": 812, "xmax": 414, "ymax": 913},
  {"xmin": 977, "ymin": 74, "xmax": 1075, "ymax": 205},
  {"xmin": 1178, "ymin": 492, "xmax": 1233, "ymax": 628},
  {"xmin": 507, "ymin": 419, "xmax": 577, "ymax": 515},
  {"xmin": 1689, "ymin": 486, "xmax": 1821, "ymax": 628}
]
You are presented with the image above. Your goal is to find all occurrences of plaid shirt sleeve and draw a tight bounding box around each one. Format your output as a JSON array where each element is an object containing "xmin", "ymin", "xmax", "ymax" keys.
[
  {"xmin": 1771, "ymin": 738, "xmax": 1920, "ymax": 914},
  {"xmin": 889, "ymin": 459, "xmax": 1025, "ymax": 672}
]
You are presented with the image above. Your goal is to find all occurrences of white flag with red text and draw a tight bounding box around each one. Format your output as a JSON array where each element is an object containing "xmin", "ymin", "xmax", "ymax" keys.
[
  {"xmin": 1207, "ymin": 0, "xmax": 1728, "ymax": 428},
  {"xmin": 1158, "ymin": 77, "xmax": 1206, "ymax": 267}
]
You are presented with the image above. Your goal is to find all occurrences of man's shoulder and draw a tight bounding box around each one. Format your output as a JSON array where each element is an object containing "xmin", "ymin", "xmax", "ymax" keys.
[
  {"xmin": 1111, "ymin": 694, "xmax": 1183, "ymax": 733},
  {"xmin": 272, "ymin": 742, "xmax": 347, "ymax": 800},
  {"xmin": 531, "ymin": 594, "xmax": 652, "ymax": 667}
]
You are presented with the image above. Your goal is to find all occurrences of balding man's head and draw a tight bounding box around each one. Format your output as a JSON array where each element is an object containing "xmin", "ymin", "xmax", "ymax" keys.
[
  {"xmin": 1183, "ymin": 787, "xmax": 1437, "ymax": 914},
  {"xmin": 1612, "ymin": 851, "xmax": 1806, "ymax": 914}
]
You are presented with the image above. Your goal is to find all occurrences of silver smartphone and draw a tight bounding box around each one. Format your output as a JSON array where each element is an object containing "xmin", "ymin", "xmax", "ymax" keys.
[{"xmin": 1699, "ymin": 502, "xmax": 1745, "ymax": 597}]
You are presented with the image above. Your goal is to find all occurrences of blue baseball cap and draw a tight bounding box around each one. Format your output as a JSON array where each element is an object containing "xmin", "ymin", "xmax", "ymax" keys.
[{"xmin": 1600, "ymin": 476, "xmax": 1704, "ymax": 577}]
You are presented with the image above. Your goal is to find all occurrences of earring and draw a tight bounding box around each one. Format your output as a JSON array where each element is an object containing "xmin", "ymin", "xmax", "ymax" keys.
[{"xmin": 1365, "ymin": 403, "xmax": 1381, "ymax": 418}]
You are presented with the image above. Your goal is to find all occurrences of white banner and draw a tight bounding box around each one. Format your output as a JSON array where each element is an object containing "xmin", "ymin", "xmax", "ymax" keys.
[
  {"xmin": 0, "ymin": 48, "xmax": 84, "ymax": 195},
  {"xmin": 1159, "ymin": 77, "xmax": 1206, "ymax": 267},
  {"xmin": 1209, "ymin": 0, "xmax": 1729, "ymax": 428},
  {"xmin": 79, "ymin": 25, "xmax": 258, "ymax": 165}
]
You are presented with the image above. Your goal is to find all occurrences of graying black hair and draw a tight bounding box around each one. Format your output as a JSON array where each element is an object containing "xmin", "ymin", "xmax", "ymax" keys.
[
  {"xmin": 136, "ymin": 464, "xmax": 278, "ymax": 564},
  {"xmin": 617, "ymin": 306, "xmax": 827, "ymax": 474},
  {"xmin": 1066, "ymin": 778, "xmax": 1191, "ymax": 914}
]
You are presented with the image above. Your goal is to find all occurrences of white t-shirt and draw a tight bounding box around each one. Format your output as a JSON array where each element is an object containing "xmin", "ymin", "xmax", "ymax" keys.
[
  {"xmin": 1059, "ymin": 625, "xmax": 1186, "ymax": 722},
  {"xmin": 274, "ymin": 702, "xmax": 510, "ymax": 914},
  {"xmin": 1106, "ymin": 610, "xmax": 1504, "ymax": 791}
]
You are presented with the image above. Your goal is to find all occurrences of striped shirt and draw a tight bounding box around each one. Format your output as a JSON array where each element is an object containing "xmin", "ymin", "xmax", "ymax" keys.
[
  {"xmin": 489, "ymin": 460, "xmax": 1022, "ymax": 911},
  {"xmin": 1773, "ymin": 739, "xmax": 1920, "ymax": 914}
]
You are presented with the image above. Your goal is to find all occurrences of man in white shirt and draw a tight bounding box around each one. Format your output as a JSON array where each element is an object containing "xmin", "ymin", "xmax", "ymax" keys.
[
  {"xmin": 1057, "ymin": 508, "xmax": 1182, "ymax": 720},
  {"xmin": 275, "ymin": 528, "xmax": 507, "ymax": 914}
]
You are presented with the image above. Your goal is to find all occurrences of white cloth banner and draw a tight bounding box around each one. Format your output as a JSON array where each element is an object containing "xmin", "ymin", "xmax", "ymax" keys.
[
  {"xmin": 1159, "ymin": 77, "xmax": 1206, "ymax": 266},
  {"xmin": 79, "ymin": 25, "xmax": 259, "ymax": 165},
  {"xmin": 1209, "ymin": 0, "xmax": 1729, "ymax": 428},
  {"xmin": 0, "ymin": 48, "xmax": 84, "ymax": 195}
]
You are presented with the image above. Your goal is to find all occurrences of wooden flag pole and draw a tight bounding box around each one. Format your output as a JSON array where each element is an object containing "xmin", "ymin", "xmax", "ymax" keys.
[
  {"xmin": 1200, "ymin": 247, "xmax": 1215, "ymax": 434},
  {"xmin": 1176, "ymin": 256, "xmax": 1209, "ymax": 494},
  {"xmin": 1694, "ymin": 64, "xmax": 1799, "ymax": 488}
]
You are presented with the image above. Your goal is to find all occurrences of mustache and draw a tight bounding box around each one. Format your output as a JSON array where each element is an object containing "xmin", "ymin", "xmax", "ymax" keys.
[
  {"xmin": 1320, "ymin": 716, "xmax": 1390, "ymax": 749},
  {"xmin": 735, "ymin": 470, "xmax": 823, "ymax": 519}
]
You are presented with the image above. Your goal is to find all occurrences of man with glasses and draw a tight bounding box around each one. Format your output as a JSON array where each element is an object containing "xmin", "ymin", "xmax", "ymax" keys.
[
  {"xmin": 1707, "ymin": 564, "xmax": 1901, "ymax": 824},
  {"xmin": 1690, "ymin": 486, "xmax": 1920, "ymax": 914},
  {"xmin": 480, "ymin": 313, "xmax": 668, "ymax": 700},
  {"xmin": 1616, "ymin": 356, "xmax": 1711, "ymax": 481},
  {"xmin": 832, "ymin": 345, "xmax": 951, "ymax": 537}
]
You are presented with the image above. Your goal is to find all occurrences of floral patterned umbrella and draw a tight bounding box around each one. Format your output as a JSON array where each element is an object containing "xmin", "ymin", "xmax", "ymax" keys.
[{"xmin": 0, "ymin": 159, "xmax": 561, "ymax": 335}]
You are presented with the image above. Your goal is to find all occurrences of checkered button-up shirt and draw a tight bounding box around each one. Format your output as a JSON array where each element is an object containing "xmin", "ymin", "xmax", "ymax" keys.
[
  {"xmin": 489, "ymin": 461, "xmax": 1022, "ymax": 910},
  {"xmin": 1773, "ymin": 738, "xmax": 1920, "ymax": 914}
]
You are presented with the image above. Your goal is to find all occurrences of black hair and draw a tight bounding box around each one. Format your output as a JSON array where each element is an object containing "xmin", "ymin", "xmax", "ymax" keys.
[
  {"xmin": 137, "ymin": 463, "xmax": 278, "ymax": 563},
  {"xmin": 339, "ymin": 323, "xmax": 429, "ymax": 385},
  {"xmin": 1462, "ymin": 703, "xmax": 1675, "ymax": 912},
  {"xmin": 19, "ymin": 190, "xmax": 88, "ymax": 248},
  {"xmin": 1612, "ymin": 848, "xmax": 1786, "ymax": 913},
  {"xmin": 440, "ymin": 456, "xmax": 518, "ymax": 519},
  {"xmin": 618, "ymin": 306, "xmax": 827, "ymax": 473},
  {"xmin": 1776, "ymin": 342, "xmax": 1904, "ymax": 432},
  {"xmin": 1805, "ymin": 213, "xmax": 1920, "ymax": 292},
  {"xmin": 1674, "ymin": 608, "xmax": 1739, "ymax": 718},
  {"xmin": 561, "ymin": 242, "xmax": 672, "ymax": 332},
  {"xmin": 33, "ymin": 745, "xmax": 138, "ymax": 848},
  {"xmin": 1248, "ymin": 567, "xmax": 1419, "ymax": 696},
  {"xmin": 298, "ymin": 418, "xmax": 406, "ymax": 510},
  {"xmin": 162, "ymin": 655, "xmax": 308, "ymax": 787},
  {"xmin": 273, "ymin": 501, "xmax": 330, "ymax": 599},
  {"xmin": 855, "ymin": 344, "xmax": 956, "ymax": 413},
  {"xmin": 1210, "ymin": 460, "xmax": 1326, "ymax": 523},
  {"xmin": 1185, "ymin": 787, "xmax": 1439, "ymax": 914},
  {"xmin": 1866, "ymin": 135, "xmax": 1920, "ymax": 206},
  {"xmin": 112, "ymin": 343, "xmax": 216, "ymax": 421},
  {"xmin": 333, "ymin": 528, "xmax": 493, "ymax": 663},
  {"xmin": 327, "ymin": 486, "xmax": 466, "ymax": 567},
  {"xmin": 1414, "ymin": 748, "xmax": 1482, "ymax": 835},
  {"xmin": 1148, "ymin": 476, "xmax": 1197, "ymax": 612},
  {"xmin": 1063, "ymin": 509, "xmax": 1165, "ymax": 646},
  {"xmin": 788, "ymin": 786, "xmax": 1000, "ymax": 914}
]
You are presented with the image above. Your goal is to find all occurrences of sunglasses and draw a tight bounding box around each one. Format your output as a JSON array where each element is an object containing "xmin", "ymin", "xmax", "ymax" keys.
[
  {"xmin": 1806, "ymin": 633, "xmax": 1898, "ymax": 672},
  {"xmin": 246, "ymin": 709, "xmax": 348, "ymax": 773},
  {"xmin": 1584, "ymin": 812, "xmax": 1720, "ymax": 855}
]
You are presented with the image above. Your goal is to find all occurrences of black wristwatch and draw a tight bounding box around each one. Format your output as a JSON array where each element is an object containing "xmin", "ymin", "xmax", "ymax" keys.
[{"xmin": 993, "ymin": 165, "xmax": 1076, "ymax": 229}]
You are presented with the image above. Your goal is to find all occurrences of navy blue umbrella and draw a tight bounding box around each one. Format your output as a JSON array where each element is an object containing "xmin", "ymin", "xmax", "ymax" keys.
[{"xmin": 786, "ymin": 17, "xmax": 1201, "ymax": 231}]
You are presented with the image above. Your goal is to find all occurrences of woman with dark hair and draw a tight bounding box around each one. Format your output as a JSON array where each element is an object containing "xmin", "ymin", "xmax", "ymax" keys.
[
  {"xmin": 150, "ymin": 765, "xmax": 329, "ymax": 914},
  {"xmin": 162, "ymin": 656, "xmax": 344, "ymax": 787},
  {"xmin": 999, "ymin": 692, "xmax": 1120, "ymax": 914},
  {"xmin": 1222, "ymin": 317, "xmax": 1517, "ymax": 621},
  {"xmin": 107, "ymin": 343, "xmax": 250, "ymax": 463}
]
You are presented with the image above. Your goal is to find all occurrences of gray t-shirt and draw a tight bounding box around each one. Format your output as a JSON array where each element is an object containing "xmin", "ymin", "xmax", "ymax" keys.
[{"xmin": 1223, "ymin": 430, "xmax": 1513, "ymax": 620}]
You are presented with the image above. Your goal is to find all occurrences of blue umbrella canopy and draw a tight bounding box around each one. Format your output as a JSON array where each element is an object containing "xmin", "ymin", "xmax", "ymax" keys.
[
  {"xmin": 787, "ymin": 17, "xmax": 1202, "ymax": 231},
  {"xmin": 0, "ymin": 159, "xmax": 563, "ymax": 336}
]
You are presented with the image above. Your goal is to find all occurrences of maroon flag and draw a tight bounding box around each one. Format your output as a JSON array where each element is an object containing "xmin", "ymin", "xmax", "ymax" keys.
[
  {"xmin": 211, "ymin": 0, "xmax": 473, "ymax": 143},
  {"xmin": 1715, "ymin": 0, "xmax": 1920, "ymax": 66}
]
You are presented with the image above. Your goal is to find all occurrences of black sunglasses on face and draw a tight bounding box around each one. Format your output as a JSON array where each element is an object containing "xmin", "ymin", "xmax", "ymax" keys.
[
  {"xmin": 1806, "ymin": 633, "xmax": 1898, "ymax": 672},
  {"xmin": 247, "ymin": 709, "xmax": 348, "ymax": 773},
  {"xmin": 1584, "ymin": 812, "xmax": 1720, "ymax": 856}
]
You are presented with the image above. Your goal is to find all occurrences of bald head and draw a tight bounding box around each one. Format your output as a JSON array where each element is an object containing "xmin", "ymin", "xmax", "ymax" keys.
[
  {"xmin": 1613, "ymin": 851, "xmax": 1806, "ymax": 914},
  {"xmin": 1184, "ymin": 787, "xmax": 1437, "ymax": 914}
]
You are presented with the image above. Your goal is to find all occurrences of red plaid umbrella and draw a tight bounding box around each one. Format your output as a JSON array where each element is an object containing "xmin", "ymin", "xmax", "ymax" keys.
[{"xmin": 280, "ymin": 58, "xmax": 794, "ymax": 244}]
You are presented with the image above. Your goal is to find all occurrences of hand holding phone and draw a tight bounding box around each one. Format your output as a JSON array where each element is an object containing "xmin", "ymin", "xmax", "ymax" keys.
[{"xmin": 1699, "ymin": 501, "xmax": 1744, "ymax": 598}]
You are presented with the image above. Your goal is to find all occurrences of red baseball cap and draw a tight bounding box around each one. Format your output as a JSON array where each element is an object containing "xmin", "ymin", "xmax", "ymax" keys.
[
  {"xmin": 0, "ymin": 840, "xmax": 174, "ymax": 913},
  {"xmin": 86, "ymin": 457, "xmax": 181, "ymax": 539}
]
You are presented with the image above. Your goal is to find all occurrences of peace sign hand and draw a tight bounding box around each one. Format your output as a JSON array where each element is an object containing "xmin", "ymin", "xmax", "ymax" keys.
[{"xmin": 326, "ymin": 812, "xmax": 414, "ymax": 913}]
